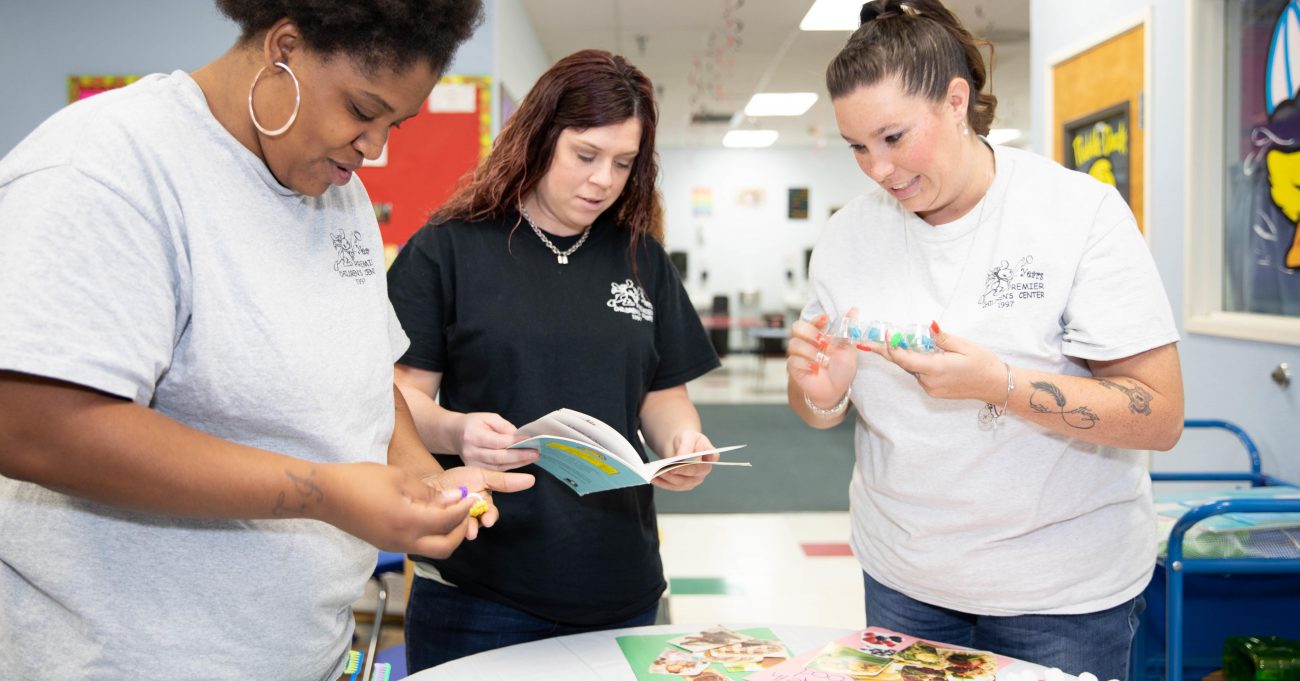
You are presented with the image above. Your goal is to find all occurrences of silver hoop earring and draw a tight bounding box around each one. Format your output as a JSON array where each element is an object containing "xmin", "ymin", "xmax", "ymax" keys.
[{"xmin": 248, "ymin": 61, "xmax": 301, "ymax": 137}]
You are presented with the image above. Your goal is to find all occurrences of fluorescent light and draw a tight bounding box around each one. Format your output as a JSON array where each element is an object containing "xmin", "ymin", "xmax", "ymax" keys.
[
  {"xmin": 723, "ymin": 130, "xmax": 779, "ymax": 148},
  {"xmin": 987, "ymin": 128, "xmax": 1022, "ymax": 145},
  {"xmin": 745, "ymin": 92, "xmax": 819, "ymax": 117},
  {"xmin": 800, "ymin": 0, "xmax": 861, "ymax": 31}
]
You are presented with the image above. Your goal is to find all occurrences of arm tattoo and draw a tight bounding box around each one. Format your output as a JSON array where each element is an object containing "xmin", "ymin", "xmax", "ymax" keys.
[
  {"xmin": 1029, "ymin": 380, "xmax": 1100, "ymax": 430},
  {"xmin": 1096, "ymin": 377, "xmax": 1153, "ymax": 416},
  {"xmin": 272, "ymin": 469, "xmax": 325, "ymax": 518}
]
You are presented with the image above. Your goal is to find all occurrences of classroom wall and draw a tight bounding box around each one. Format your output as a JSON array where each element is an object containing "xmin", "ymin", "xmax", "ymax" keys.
[
  {"xmin": 1031, "ymin": 0, "xmax": 1300, "ymax": 483},
  {"xmin": 492, "ymin": 0, "xmax": 550, "ymax": 136},
  {"xmin": 0, "ymin": 0, "xmax": 502, "ymax": 156},
  {"xmin": 0, "ymin": 1, "xmax": 237, "ymax": 154},
  {"xmin": 658, "ymin": 145, "xmax": 872, "ymax": 322}
]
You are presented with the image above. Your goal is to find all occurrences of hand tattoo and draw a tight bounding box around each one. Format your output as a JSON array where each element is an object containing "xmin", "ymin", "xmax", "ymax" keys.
[
  {"xmin": 1029, "ymin": 381, "xmax": 1100, "ymax": 429},
  {"xmin": 1096, "ymin": 378, "xmax": 1153, "ymax": 416},
  {"xmin": 272, "ymin": 469, "xmax": 325, "ymax": 518}
]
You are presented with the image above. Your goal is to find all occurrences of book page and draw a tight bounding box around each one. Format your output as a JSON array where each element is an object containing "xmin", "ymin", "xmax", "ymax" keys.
[
  {"xmin": 547, "ymin": 408, "xmax": 642, "ymax": 466},
  {"xmin": 644, "ymin": 445, "xmax": 751, "ymax": 478},
  {"xmin": 515, "ymin": 411, "xmax": 598, "ymax": 446}
]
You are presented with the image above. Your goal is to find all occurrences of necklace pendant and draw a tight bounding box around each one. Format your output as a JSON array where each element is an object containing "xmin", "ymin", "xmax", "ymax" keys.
[{"xmin": 557, "ymin": 254, "xmax": 568, "ymax": 265}]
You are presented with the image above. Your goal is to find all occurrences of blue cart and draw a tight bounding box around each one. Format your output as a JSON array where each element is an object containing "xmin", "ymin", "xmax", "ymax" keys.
[{"xmin": 1129, "ymin": 420, "xmax": 1300, "ymax": 681}]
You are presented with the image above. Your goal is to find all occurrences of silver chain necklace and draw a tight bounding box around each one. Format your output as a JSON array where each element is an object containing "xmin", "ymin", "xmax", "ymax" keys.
[{"xmin": 520, "ymin": 205, "xmax": 591, "ymax": 265}]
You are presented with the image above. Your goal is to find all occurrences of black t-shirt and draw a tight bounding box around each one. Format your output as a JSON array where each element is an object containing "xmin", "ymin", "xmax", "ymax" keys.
[{"xmin": 387, "ymin": 211, "xmax": 720, "ymax": 626}]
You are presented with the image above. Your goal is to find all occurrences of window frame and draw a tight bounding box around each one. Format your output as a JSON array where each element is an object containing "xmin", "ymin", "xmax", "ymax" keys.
[{"xmin": 1185, "ymin": 0, "xmax": 1300, "ymax": 345}]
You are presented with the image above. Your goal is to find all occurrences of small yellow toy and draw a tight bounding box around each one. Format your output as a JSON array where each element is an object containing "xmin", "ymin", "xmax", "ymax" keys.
[{"xmin": 467, "ymin": 492, "xmax": 489, "ymax": 518}]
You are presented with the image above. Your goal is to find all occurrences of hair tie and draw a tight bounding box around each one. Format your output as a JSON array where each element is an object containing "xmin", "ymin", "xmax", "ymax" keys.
[{"xmin": 859, "ymin": 2, "xmax": 919, "ymax": 26}]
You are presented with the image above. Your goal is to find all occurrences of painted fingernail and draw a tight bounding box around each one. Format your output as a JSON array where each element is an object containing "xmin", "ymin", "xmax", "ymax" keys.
[
  {"xmin": 930, "ymin": 320, "xmax": 941, "ymax": 335},
  {"xmin": 816, "ymin": 334, "xmax": 829, "ymax": 350},
  {"xmin": 856, "ymin": 344, "xmax": 873, "ymax": 352},
  {"xmin": 815, "ymin": 313, "xmax": 829, "ymax": 325},
  {"xmin": 458, "ymin": 485, "xmax": 469, "ymax": 499},
  {"xmin": 808, "ymin": 362, "xmax": 819, "ymax": 374}
]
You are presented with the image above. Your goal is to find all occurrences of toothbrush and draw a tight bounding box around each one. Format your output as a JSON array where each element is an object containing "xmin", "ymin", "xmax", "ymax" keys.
[
  {"xmin": 342, "ymin": 650, "xmax": 365, "ymax": 681},
  {"xmin": 371, "ymin": 662, "xmax": 392, "ymax": 681}
]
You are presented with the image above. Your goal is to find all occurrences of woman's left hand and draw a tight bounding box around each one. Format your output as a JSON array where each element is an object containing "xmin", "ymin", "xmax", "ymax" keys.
[
  {"xmin": 650, "ymin": 430, "xmax": 717, "ymax": 492},
  {"xmin": 868, "ymin": 322, "xmax": 1007, "ymax": 404}
]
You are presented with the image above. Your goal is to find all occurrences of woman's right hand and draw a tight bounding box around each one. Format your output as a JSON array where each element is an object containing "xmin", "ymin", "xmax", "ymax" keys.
[
  {"xmin": 458, "ymin": 412, "xmax": 539, "ymax": 471},
  {"xmin": 318, "ymin": 461, "xmax": 533, "ymax": 558},
  {"xmin": 787, "ymin": 311, "xmax": 860, "ymax": 407}
]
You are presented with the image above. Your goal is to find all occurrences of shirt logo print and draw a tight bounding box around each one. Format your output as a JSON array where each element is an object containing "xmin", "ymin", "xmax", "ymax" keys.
[
  {"xmin": 330, "ymin": 229, "xmax": 376, "ymax": 284},
  {"xmin": 606, "ymin": 279, "xmax": 654, "ymax": 322},
  {"xmin": 978, "ymin": 255, "xmax": 1044, "ymax": 309}
]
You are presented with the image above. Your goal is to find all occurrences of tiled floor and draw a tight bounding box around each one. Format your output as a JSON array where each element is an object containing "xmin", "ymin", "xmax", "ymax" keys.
[
  {"xmin": 662, "ymin": 354, "xmax": 863, "ymax": 631},
  {"xmin": 354, "ymin": 353, "xmax": 867, "ymax": 672},
  {"xmin": 659, "ymin": 511, "xmax": 863, "ymax": 630}
]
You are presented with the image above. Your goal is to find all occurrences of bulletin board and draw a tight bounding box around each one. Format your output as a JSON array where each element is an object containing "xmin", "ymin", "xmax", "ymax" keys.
[
  {"xmin": 1050, "ymin": 22, "xmax": 1146, "ymax": 234},
  {"xmin": 356, "ymin": 75, "xmax": 492, "ymax": 263},
  {"xmin": 68, "ymin": 75, "xmax": 141, "ymax": 102}
]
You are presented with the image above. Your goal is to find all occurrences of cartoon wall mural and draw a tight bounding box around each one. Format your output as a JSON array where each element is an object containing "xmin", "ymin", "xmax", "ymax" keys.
[{"xmin": 1232, "ymin": 0, "xmax": 1300, "ymax": 316}]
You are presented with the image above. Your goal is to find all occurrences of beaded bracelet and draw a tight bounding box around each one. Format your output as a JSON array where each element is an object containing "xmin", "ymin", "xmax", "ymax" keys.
[{"xmin": 804, "ymin": 390, "xmax": 851, "ymax": 417}]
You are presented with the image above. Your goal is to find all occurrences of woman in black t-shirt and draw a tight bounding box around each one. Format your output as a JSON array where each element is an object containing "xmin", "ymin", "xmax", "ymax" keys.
[{"xmin": 387, "ymin": 49, "xmax": 723, "ymax": 672}]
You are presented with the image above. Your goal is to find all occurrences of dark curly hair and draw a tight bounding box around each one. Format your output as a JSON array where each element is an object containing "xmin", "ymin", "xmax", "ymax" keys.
[
  {"xmin": 215, "ymin": 0, "xmax": 484, "ymax": 74},
  {"xmin": 827, "ymin": 0, "xmax": 997, "ymax": 135},
  {"xmin": 433, "ymin": 49, "xmax": 664, "ymax": 247}
]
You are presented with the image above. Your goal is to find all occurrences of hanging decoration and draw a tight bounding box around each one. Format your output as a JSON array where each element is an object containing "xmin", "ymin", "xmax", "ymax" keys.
[{"xmin": 686, "ymin": 0, "xmax": 746, "ymax": 116}]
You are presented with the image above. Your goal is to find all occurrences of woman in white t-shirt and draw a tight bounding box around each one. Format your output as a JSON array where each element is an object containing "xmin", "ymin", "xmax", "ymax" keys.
[{"xmin": 786, "ymin": 1, "xmax": 1183, "ymax": 677}]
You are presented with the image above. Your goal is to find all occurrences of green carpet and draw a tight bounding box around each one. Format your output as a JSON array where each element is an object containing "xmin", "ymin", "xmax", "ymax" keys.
[{"xmin": 653, "ymin": 403, "xmax": 856, "ymax": 513}]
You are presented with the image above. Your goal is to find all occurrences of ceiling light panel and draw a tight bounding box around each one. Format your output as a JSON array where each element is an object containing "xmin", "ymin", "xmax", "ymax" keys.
[{"xmin": 799, "ymin": 0, "xmax": 861, "ymax": 31}]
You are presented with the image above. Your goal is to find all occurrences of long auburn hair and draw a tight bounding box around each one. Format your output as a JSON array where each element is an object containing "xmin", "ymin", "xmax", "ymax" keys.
[
  {"xmin": 430, "ymin": 49, "xmax": 664, "ymax": 251},
  {"xmin": 826, "ymin": 0, "xmax": 997, "ymax": 135}
]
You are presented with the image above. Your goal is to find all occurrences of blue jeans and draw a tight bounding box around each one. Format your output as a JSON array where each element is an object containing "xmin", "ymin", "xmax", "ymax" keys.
[
  {"xmin": 863, "ymin": 571, "xmax": 1143, "ymax": 680},
  {"xmin": 404, "ymin": 575, "xmax": 660, "ymax": 673}
]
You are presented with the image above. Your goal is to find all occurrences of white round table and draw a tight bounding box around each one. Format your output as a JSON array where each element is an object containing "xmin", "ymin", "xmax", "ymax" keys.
[
  {"xmin": 404, "ymin": 622, "xmax": 1073, "ymax": 680},
  {"xmin": 406, "ymin": 623, "xmax": 851, "ymax": 680}
]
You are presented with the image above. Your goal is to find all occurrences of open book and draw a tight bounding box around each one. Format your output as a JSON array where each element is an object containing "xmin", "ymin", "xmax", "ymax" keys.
[{"xmin": 508, "ymin": 408, "xmax": 748, "ymax": 495}]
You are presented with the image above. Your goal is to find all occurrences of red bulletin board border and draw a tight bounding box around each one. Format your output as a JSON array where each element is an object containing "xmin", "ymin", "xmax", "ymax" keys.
[
  {"xmin": 68, "ymin": 75, "xmax": 142, "ymax": 103},
  {"xmin": 357, "ymin": 75, "xmax": 493, "ymax": 265}
]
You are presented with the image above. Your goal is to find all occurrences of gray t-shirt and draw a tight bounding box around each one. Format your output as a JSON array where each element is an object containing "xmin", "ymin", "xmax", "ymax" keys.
[
  {"xmin": 0, "ymin": 71, "xmax": 408, "ymax": 680},
  {"xmin": 805, "ymin": 144, "xmax": 1179, "ymax": 616}
]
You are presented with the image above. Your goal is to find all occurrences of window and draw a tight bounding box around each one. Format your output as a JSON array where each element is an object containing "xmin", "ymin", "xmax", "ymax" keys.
[{"xmin": 1187, "ymin": 0, "xmax": 1300, "ymax": 345}]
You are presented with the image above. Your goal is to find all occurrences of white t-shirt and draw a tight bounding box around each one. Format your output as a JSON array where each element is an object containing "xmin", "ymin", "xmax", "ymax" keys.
[
  {"xmin": 804, "ymin": 143, "xmax": 1179, "ymax": 616},
  {"xmin": 0, "ymin": 72, "xmax": 408, "ymax": 680}
]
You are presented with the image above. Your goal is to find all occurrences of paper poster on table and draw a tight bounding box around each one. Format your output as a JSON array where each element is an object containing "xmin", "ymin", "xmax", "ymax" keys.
[
  {"xmin": 748, "ymin": 627, "xmax": 1012, "ymax": 681},
  {"xmin": 617, "ymin": 626, "xmax": 789, "ymax": 680}
]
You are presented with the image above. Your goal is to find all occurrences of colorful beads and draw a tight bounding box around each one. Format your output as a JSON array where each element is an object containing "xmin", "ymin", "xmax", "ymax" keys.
[{"xmin": 830, "ymin": 318, "xmax": 939, "ymax": 353}]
